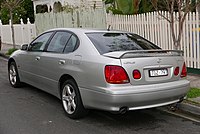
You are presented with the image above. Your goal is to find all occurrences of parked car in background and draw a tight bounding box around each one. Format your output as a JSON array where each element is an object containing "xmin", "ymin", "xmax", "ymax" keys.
[{"xmin": 8, "ymin": 28, "xmax": 190, "ymax": 119}]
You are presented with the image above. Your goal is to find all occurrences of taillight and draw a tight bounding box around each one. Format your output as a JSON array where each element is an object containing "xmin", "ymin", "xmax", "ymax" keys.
[
  {"xmin": 105, "ymin": 65, "xmax": 129, "ymax": 84},
  {"xmin": 174, "ymin": 67, "xmax": 179, "ymax": 76},
  {"xmin": 133, "ymin": 70, "xmax": 141, "ymax": 79},
  {"xmin": 181, "ymin": 62, "xmax": 187, "ymax": 78}
]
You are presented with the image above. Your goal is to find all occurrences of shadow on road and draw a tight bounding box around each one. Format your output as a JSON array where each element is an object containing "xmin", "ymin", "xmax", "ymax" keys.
[{"xmin": 21, "ymin": 84, "xmax": 167, "ymax": 129}]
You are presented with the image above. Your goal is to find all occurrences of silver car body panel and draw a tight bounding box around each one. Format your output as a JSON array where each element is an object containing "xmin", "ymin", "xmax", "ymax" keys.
[
  {"xmin": 9, "ymin": 28, "xmax": 190, "ymax": 112},
  {"xmin": 80, "ymin": 79, "xmax": 189, "ymax": 111}
]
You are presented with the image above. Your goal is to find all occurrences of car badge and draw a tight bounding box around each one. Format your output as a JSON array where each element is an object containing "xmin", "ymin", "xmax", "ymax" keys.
[{"xmin": 157, "ymin": 58, "xmax": 162, "ymax": 64}]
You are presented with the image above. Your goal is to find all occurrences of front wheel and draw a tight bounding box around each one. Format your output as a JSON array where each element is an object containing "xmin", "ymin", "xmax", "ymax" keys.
[
  {"xmin": 8, "ymin": 62, "xmax": 21, "ymax": 88},
  {"xmin": 61, "ymin": 79, "xmax": 88, "ymax": 119}
]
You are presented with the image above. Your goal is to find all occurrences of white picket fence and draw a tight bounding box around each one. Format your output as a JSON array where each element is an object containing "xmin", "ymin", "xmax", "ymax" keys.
[
  {"xmin": 0, "ymin": 18, "xmax": 36, "ymax": 46},
  {"xmin": 0, "ymin": 12, "xmax": 200, "ymax": 69},
  {"xmin": 106, "ymin": 11, "xmax": 200, "ymax": 69}
]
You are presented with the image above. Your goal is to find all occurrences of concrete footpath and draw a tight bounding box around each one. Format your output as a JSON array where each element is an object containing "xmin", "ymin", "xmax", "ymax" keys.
[{"xmin": 0, "ymin": 43, "xmax": 200, "ymax": 118}]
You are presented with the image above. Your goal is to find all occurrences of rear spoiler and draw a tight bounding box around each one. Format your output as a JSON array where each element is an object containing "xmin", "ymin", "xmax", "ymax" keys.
[{"xmin": 103, "ymin": 50, "xmax": 183, "ymax": 59}]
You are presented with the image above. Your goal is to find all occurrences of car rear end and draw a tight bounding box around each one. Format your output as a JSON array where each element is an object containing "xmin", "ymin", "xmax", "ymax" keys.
[{"xmin": 82, "ymin": 31, "xmax": 190, "ymax": 112}]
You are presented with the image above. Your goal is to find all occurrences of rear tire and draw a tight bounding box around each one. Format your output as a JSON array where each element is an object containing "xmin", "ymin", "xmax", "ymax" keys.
[
  {"xmin": 8, "ymin": 62, "xmax": 21, "ymax": 88},
  {"xmin": 61, "ymin": 79, "xmax": 88, "ymax": 119}
]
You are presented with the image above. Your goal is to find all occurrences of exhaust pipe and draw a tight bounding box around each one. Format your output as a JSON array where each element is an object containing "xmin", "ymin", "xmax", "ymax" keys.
[
  {"xmin": 168, "ymin": 96, "xmax": 185, "ymax": 111},
  {"xmin": 168, "ymin": 104, "xmax": 177, "ymax": 112},
  {"xmin": 119, "ymin": 107, "xmax": 128, "ymax": 114}
]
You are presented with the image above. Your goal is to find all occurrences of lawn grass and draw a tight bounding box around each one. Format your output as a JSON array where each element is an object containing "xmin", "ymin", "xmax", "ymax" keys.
[
  {"xmin": 6, "ymin": 48, "xmax": 18, "ymax": 56},
  {"xmin": 187, "ymin": 88, "xmax": 200, "ymax": 98}
]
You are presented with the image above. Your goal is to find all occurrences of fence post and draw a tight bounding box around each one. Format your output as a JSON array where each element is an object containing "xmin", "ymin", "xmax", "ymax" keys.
[
  {"xmin": 9, "ymin": 19, "xmax": 12, "ymax": 45},
  {"xmin": 27, "ymin": 18, "xmax": 31, "ymax": 43},
  {"xmin": 20, "ymin": 18, "xmax": 24, "ymax": 45}
]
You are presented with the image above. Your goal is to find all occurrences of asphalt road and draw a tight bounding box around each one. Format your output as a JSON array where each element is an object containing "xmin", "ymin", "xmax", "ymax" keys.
[{"xmin": 0, "ymin": 57, "xmax": 200, "ymax": 134}]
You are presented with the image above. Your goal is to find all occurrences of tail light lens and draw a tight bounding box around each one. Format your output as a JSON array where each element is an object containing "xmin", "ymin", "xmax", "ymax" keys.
[
  {"xmin": 105, "ymin": 65, "xmax": 129, "ymax": 84},
  {"xmin": 174, "ymin": 67, "xmax": 179, "ymax": 76},
  {"xmin": 181, "ymin": 62, "xmax": 187, "ymax": 78},
  {"xmin": 133, "ymin": 70, "xmax": 141, "ymax": 79}
]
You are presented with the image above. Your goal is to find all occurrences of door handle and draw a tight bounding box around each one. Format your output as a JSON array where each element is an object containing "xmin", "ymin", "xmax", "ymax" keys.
[
  {"xmin": 35, "ymin": 56, "xmax": 40, "ymax": 61},
  {"xmin": 59, "ymin": 60, "xmax": 65, "ymax": 65}
]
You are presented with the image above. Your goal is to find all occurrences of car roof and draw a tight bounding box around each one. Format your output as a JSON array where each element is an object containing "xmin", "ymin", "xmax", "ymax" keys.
[{"xmin": 45, "ymin": 28, "xmax": 129, "ymax": 34}]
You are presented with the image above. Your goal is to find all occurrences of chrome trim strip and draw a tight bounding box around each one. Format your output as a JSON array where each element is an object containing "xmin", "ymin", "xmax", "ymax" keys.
[{"xmin": 128, "ymin": 99, "xmax": 180, "ymax": 110}]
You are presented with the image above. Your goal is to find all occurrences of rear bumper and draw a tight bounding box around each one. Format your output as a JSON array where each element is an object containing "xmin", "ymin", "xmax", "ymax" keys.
[{"xmin": 80, "ymin": 79, "xmax": 190, "ymax": 111}]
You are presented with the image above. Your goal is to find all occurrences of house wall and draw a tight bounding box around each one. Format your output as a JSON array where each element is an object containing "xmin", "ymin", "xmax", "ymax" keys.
[{"xmin": 32, "ymin": 0, "xmax": 106, "ymax": 34}]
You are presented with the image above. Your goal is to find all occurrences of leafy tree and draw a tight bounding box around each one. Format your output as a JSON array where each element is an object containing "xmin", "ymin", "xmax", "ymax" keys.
[
  {"xmin": 0, "ymin": 0, "xmax": 3, "ymax": 7},
  {"xmin": 0, "ymin": 0, "xmax": 34, "ymax": 48},
  {"xmin": 0, "ymin": 4, "xmax": 26, "ymax": 24},
  {"xmin": 103, "ymin": 0, "xmax": 141, "ymax": 14},
  {"xmin": 151, "ymin": 0, "xmax": 200, "ymax": 50},
  {"xmin": 21, "ymin": 0, "xmax": 34, "ymax": 23},
  {"xmin": 139, "ymin": 0, "xmax": 154, "ymax": 13},
  {"xmin": 0, "ymin": 0, "xmax": 34, "ymax": 24},
  {"xmin": 1, "ymin": 0, "xmax": 24, "ymax": 48},
  {"xmin": 104, "ymin": 0, "xmax": 123, "ymax": 14}
]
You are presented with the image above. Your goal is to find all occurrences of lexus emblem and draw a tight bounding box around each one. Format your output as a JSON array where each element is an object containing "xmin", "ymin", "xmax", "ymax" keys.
[{"xmin": 157, "ymin": 58, "xmax": 162, "ymax": 64}]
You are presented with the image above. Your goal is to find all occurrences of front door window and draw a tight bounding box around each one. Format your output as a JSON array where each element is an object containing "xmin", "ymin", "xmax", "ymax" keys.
[{"xmin": 29, "ymin": 32, "xmax": 53, "ymax": 51}]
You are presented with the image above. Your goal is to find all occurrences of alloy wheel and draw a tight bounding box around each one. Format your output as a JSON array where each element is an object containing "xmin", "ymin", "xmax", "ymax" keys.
[
  {"xmin": 9, "ymin": 64, "xmax": 17, "ymax": 85},
  {"xmin": 62, "ymin": 84, "xmax": 76, "ymax": 114}
]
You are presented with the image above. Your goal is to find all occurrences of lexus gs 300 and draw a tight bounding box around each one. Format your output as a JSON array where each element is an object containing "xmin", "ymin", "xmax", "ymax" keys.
[{"xmin": 8, "ymin": 28, "xmax": 190, "ymax": 119}]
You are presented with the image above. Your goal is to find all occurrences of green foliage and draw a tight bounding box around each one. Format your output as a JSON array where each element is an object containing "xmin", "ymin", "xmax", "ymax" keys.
[
  {"xmin": 104, "ymin": 0, "xmax": 154, "ymax": 15},
  {"xmin": 21, "ymin": 0, "xmax": 34, "ymax": 23},
  {"xmin": 0, "ymin": 0, "xmax": 34, "ymax": 24},
  {"xmin": 104, "ymin": 0, "xmax": 122, "ymax": 14},
  {"xmin": 104, "ymin": 0, "xmax": 198, "ymax": 14},
  {"xmin": 116, "ymin": 0, "xmax": 134, "ymax": 14},
  {"xmin": 6, "ymin": 48, "xmax": 18, "ymax": 55},
  {"xmin": 2, "ymin": 5, "xmax": 26, "ymax": 24},
  {"xmin": 139, "ymin": 0, "xmax": 154, "ymax": 13},
  {"xmin": 187, "ymin": 88, "xmax": 200, "ymax": 98},
  {"xmin": 106, "ymin": 5, "xmax": 123, "ymax": 14},
  {"xmin": 0, "ymin": 7, "xmax": 9, "ymax": 24}
]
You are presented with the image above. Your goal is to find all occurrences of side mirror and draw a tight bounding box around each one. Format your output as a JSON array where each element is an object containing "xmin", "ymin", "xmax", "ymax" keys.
[{"xmin": 20, "ymin": 44, "xmax": 28, "ymax": 51}]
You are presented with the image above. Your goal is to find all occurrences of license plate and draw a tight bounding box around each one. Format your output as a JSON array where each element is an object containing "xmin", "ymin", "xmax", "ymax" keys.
[{"xmin": 149, "ymin": 69, "xmax": 168, "ymax": 77}]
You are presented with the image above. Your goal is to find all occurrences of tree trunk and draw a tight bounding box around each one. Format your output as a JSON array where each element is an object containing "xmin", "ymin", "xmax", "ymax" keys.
[
  {"xmin": 0, "ymin": 36, "xmax": 1, "ymax": 51},
  {"xmin": 10, "ymin": 10, "xmax": 16, "ymax": 49},
  {"xmin": 173, "ymin": 41, "xmax": 180, "ymax": 50},
  {"xmin": 133, "ymin": 0, "xmax": 140, "ymax": 14},
  {"xmin": 169, "ymin": 21, "xmax": 177, "ymax": 50}
]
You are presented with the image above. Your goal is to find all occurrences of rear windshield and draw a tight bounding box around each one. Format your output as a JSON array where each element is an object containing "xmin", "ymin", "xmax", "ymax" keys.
[{"xmin": 86, "ymin": 33, "xmax": 160, "ymax": 54}]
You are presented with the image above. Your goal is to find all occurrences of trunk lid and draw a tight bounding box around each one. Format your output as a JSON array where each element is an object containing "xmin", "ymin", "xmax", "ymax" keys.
[{"xmin": 103, "ymin": 50, "xmax": 185, "ymax": 85}]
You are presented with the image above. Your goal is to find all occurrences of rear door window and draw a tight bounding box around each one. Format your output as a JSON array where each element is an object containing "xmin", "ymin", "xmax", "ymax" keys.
[
  {"xmin": 86, "ymin": 33, "xmax": 160, "ymax": 54},
  {"xmin": 47, "ymin": 32, "xmax": 71, "ymax": 53},
  {"xmin": 64, "ymin": 35, "xmax": 78, "ymax": 53}
]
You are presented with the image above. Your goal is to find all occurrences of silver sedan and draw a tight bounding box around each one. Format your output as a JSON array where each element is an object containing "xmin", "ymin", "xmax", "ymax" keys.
[{"xmin": 8, "ymin": 28, "xmax": 190, "ymax": 119}]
